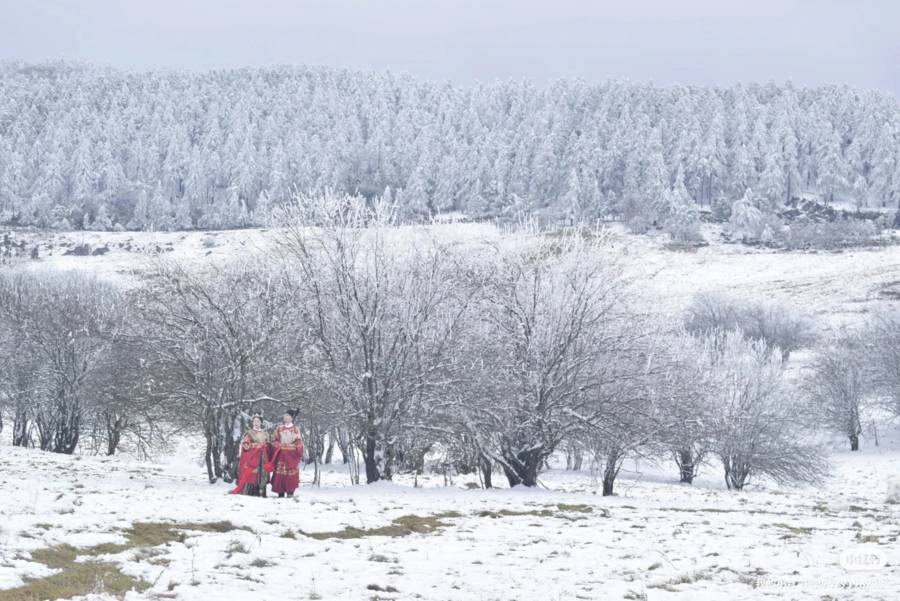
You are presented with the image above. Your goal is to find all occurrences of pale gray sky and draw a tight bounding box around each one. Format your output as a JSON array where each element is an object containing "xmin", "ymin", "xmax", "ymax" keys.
[{"xmin": 1, "ymin": 0, "xmax": 898, "ymax": 95}]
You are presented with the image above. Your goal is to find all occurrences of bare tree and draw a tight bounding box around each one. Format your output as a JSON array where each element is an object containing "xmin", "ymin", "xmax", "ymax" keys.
[
  {"xmin": 804, "ymin": 338, "xmax": 868, "ymax": 451},
  {"xmin": 275, "ymin": 192, "xmax": 474, "ymax": 483},
  {"xmin": 587, "ymin": 392, "xmax": 658, "ymax": 497},
  {"xmin": 0, "ymin": 326, "xmax": 42, "ymax": 447},
  {"xmin": 583, "ymin": 323, "xmax": 695, "ymax": 495},
  {"xmin": 740, "ymin": 302, "xmax": 815, "ymax": 360},
  {"xmin": 684, "ymin": 292, "xmax": 741, "ymax": 348},
  {"xmin": 710, "ymin": 332, "xmax": 828, "ymax": 490},
  {"xmin": 863, "ymin": 309, "xmax": 900, "ymax": 419},
  {"xmin": 0, "ymin": 270, "xmax": 122, "ymax": 454},
  {"xmin": 650, "ymin": 331, "xmax": 719, "ymax": 484},
  {"xmin": 457, "ymin": 228, "xmax": 635, "ymax": 487},
  {"xmin": 82, "ymin": 332, "xmax": 169, "ymax": 457},
  {"xmin": 135, "ymin": 259, "xmax": 301, "ymax": 482},
  {"xmin": 685, "ymin": 292, "xmax": 814, "ymax": 360}
]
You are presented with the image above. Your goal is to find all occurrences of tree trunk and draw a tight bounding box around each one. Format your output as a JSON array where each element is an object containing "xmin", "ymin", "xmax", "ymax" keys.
[
  {"xmin": 220, "ymin": 409, "xmax": 240, "ymax": 483},
  {"xmin": 51, "ymin": 394, "xmax": 81, "ymax": 454},
  {"xmin": 603, "ymin": 447, "xmax": 625, "ymax": 497},
  {"xmin": 336, "ymin": 428, "xmax": 352, "ymax": 464},
  {"xmin": 501, "ymin": 462, "xmax": 519, "ymax": 486},
  {"xmin": 105, "ymin": 412, "xmax": 126, "ymax": 456},
  {"xmin": 602, "ymin": 451, "xmax": 619, "ymax": 496},
  {"xmin": 12, "ymin": 405, "xmax": 29, "ymax": 447},
  {"xmin": 480, "ymin": 456, "xmax": 493, "ymax": 489},
  {"xmin": 572, "ymin": 447, "xmax": 584, "ymax": 471},
  {"xmin": 500, "ymin": 447, "xmax": 541, "ymax": 487},
  {"xmin": 602, "ymin": 476, "xmax": 615, "ymax": 496},
  {"xmin": 204, "ymin": 432, "xmax": 216, "ymax": 484},
  {"xmin": 324, "ymin": 431, "xmax": 336, "ymax": 464},
  {"xmin": 677, "ymin": 449, "xmax": 695, "ymax": 484},
  {"xmin": 363, "ymin": 426, "xmax": 381, "ymax": 484},
  {"xmin": 723, "ymin": 458, "xmax": 748, "ymax": 490},
  {"xmin": 106, "ymin": 426, "xmax": 120, "ymax": 456}
]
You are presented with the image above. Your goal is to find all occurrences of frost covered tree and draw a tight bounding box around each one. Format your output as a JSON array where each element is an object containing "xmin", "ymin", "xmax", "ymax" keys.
[
  {"xmin": 651, "ymin": 331, "xmax": 719, "ymax": 484},
  {"xmin": 275, "ymin": 192, "xmax": 473, "ymax": 483},
  {"xmin": 685, "ymin": 292, "xmax": 813, "ymax": 360},
  {"xmin": 459, "ymin": 229, "xmax": 635, "ymax": 487},
  {"xmin": 0, "ymin": 271, "xmax": 123, "ymax": 454},
  {"xmin": 709, "ymin": 332, "xmax": 827, "ymax": 490},
  {"xmin": 662, "ymin": 185, "xmax": 703, "ymax": 243},
  {"xmin": 862, "ymin": 309, "xmax": 900, "ymax": 419},
  {"xmin": 83, "ymin": 334, "xmax": 166, "ymax": 457},
  {"xmin": 134, "ymin": 259, "xmax": 301, "ymax": 483},
  {"xmin": 728, "ymin": 189, "xmax": 764, "ymax": 242},
  {"xmin": 0, "ymin": 63, "xmax": 896, "ymax": 230},
  {"xmin": 803, "ymin": 339, "xmax": 867, "ymax": 451}
]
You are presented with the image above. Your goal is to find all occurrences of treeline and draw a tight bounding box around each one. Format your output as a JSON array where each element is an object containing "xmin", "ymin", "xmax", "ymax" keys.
[
  {"xmin": 1, "ymin": 195, "xmax": 897, "ymax": 493},
  {"xmin": 1, "ymin": 62, "xmax": 899, "ymax": 233}
]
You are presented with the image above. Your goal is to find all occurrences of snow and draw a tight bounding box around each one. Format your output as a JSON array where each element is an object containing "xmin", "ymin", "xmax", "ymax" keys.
[
  {"xmin": 4, "ymin": 224, "xmax": 900, "ymax": 598},
  {"xmin": 1, "ymin": 435, "xmax": 898, "ymax": 600},
  {"xmin": 10, "ymin": 222, "xmax": 900, "ymax": 332},
  {"xmin": 5, "ymin": 66, "xmax": 897, "ymax": 233}
]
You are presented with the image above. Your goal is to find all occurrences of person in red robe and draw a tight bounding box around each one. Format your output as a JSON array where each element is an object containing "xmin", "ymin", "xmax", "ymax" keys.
[
  {"xmin": 230, "ymin": 415, "xmax": 271, "ymax": 496},
  {"xmin": 270, "ymin": 410, "xmax": 304, "ymax": 497}
]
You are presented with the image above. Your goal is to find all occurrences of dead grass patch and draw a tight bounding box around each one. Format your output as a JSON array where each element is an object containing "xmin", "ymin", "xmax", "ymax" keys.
[
  {"xmin": 771, "ymin": 522, "xmax": 815, "ymax": 536},
  {"xmin": 0, "ymin": 545, "xmax": 149, "ymax": 601},
  {"xmin": 0, "ymin": 520, "xmax": 245, "ymax": 601},
  {"xmin": 300, "ymin": 512, "xmax": 461, "ymax": 540}
]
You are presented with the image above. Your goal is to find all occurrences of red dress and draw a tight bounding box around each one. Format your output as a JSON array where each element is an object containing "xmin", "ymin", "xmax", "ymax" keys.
[
  {"xmin": 270, "ymin": 424, "xmax": 304, "ymax": 495},
  {"xmin": 229, "ymin": 429, "xmax": 271, "ymax": 496}
]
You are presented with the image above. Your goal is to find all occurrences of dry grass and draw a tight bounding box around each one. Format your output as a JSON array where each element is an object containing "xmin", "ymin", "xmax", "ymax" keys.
[
  {"xmin": 554, "ymin": 503, "xmax": 595, "ymax": 513},
  {"xmin": 300, "ymin": 511, "xmax": 461, "ymax": 540},
  {"xmin": 0, "ymin": 545, "xmax": 149, "ymax": 601},
  {"xmin": 0, "ymin": 520, "xmax": 246, "ymax": 601},
  {"xmin": 770, "ymin": 522, "xmax": 815, "ymax": 536}
]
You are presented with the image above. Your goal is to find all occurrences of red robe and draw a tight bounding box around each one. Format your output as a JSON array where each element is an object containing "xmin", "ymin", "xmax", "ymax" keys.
[
  {"xmin": 230, "ymin": 429, "xmax": 271, "ymax": 495},
  {"xmin": 270, "ymin": 424, "xmax": 304, "ymax": 494}
]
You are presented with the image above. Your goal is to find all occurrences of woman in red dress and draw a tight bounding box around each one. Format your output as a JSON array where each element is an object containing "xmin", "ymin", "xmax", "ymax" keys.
[
  {"xmin": 230, "ymin": 415, "xmax": 271, "ymax": 496},
  {"xmin": 270, "ymin": 410, "xmax": 304, "ymax": 497}
]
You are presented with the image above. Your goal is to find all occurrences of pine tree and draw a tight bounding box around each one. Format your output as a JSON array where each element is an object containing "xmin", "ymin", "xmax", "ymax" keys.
[
  {"xmin": 128, "ymin": 189, "xmax": 152, "ymax": 231},
  {"xmin": 92, "ymin": 203, "xmax": 114, "ymax": 231},
  {"xmin": 729, "ymin": 188, "xmax": 763, "ymax": 242},
  {"xmin": 816, "ymin": 128, "xmax": 848, "ymax": 205},
  {"xmin": 562, "ymin": 168, "xmax": 582, "ymax": 224}
]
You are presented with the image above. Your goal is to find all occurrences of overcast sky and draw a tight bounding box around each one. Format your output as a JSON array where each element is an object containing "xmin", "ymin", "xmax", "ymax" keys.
[{"xmin": 2, "ymin": 0, "xmax": 898, "ymax": 95}]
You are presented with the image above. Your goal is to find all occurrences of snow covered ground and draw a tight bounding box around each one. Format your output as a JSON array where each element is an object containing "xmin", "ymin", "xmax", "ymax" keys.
[
  {"xmin": 1, "ymin": 436, "xmax": 898, "ymax": 601},
  {"xmin": 3, "ymin": 224, "xmax": 900, "ymax": 599},
  {"xmin": 7, "ymin": 222, "xmax": 900, "ymax": 330}
]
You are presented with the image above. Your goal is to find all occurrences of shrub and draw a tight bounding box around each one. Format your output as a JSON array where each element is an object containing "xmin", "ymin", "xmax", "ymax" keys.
[
  {"xmin": 64, "ymin": 243, "xmax": 92, "ymax": 256},
  {"xmin": 663, "ymin": 202, "xmax": 704, "ymax": 243},
  {"xmin": 779, "ymin": 217, "xmax": 880, "ymax": 250}
]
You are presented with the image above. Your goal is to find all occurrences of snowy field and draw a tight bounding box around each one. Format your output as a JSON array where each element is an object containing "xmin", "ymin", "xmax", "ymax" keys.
[
  {"xmin": 1, "ymin": 436, "xmax": 898, "ymax": 601},
  {"xmin": 3, "ymin": 224, "xmax": 900, "ymax": 600},
  {"xmin": 8, "ymin": 222, "xmax": 900, "ymax": 328}
]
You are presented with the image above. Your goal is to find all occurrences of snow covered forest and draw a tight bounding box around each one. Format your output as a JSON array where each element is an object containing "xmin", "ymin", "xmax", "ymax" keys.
[{"xmin": 2, "ymin": 62, "xmax": 900, "ymax": 232}]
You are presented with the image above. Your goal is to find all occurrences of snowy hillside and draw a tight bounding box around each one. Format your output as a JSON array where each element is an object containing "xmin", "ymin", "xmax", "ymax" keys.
[
  {"xmin": 7, "ymin": 222, "xmax": 900, "ymax": 327},
  {"xmin": 2, "ymin": 63, "xmax": 899, "ymax": 232}
]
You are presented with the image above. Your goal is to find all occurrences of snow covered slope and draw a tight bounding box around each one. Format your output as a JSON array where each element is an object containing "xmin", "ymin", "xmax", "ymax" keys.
[{"xmin": 7, "ymin": 223, "xmax": 900, "ymax": 329}]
